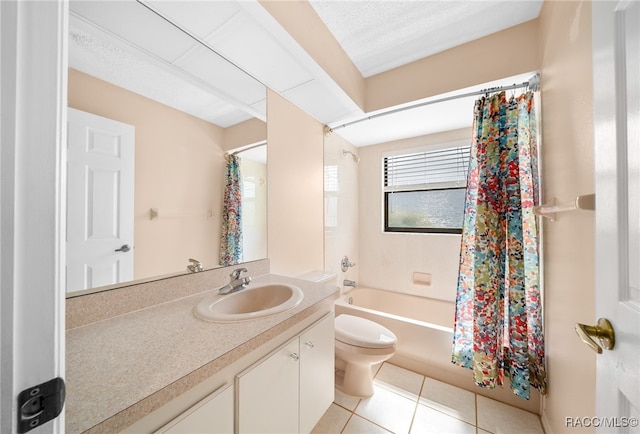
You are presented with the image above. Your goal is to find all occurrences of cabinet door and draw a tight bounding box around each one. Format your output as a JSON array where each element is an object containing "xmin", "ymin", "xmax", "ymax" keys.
[
  {"xmin": 299, "ymin": 314, "xmax": 335, "ymax": 434},
  {"xmin": 156, "ymin": 384, "xmax": 233, "ymax": 434},
  {"xmin": 236, "ymin": 338, "xmax": 300, "ymax": 434}
]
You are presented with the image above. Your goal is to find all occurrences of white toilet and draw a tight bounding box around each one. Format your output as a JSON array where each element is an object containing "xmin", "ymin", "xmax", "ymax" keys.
[{"xmin": 334, "ymin": 314, "xmax": 397, "ymax": 397}]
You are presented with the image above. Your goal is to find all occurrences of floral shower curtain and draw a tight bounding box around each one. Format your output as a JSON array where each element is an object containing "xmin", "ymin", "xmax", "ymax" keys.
[
  {"xmin": 219, "ymin": 154, "xmax": 242, "ymax": 266},
  {"xmin": 451, "ymin": 91, "xmax": 547, "ymax": 400}
]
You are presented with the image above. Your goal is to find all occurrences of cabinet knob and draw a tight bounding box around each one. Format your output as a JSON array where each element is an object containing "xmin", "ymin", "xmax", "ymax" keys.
[
  {"xmin": 289, "ymin": 353, "xmax": 299, "ymax": 361},
  {"xmin": 304, "ymin": 341, "xmax": 314, "ymax": 349}
]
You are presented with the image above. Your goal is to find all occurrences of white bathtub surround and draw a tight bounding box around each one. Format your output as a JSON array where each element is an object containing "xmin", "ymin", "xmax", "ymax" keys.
[
  {"xmin": 313, "ymin": 362, "xmax": 544, "ymax": 434},
  {"xmin": 412, "ymin": 271, "xmax": 432, "ymax": 286},
  {"xmin": 357, "ymin": 129, "xmax": 470, "ymax": 303},
  {"xmin": 338, "ymin": 286, "xmax": 455, "ymax": 328},
  {"xmin": 323, "ymin": 131, "xmax": 359, "ymax": 286},
  {"xmin": 336, "ymin": 288, "xmax": 455, "ymax": 376},
  {"xmin": 336, "ymin": 287, "xmax": 541, "ymax": 414}
]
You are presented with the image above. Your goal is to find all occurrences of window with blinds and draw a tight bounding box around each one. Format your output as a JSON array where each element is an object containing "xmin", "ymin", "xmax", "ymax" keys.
[{"xmin": 383, "ymin": 144, "xmax": 470, "ymax": 233}]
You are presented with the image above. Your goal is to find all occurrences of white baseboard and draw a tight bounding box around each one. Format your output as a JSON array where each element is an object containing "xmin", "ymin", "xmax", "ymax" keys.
[{"xmin": 540, "ymin": 410, "xmax": 554, "ymax": 434}]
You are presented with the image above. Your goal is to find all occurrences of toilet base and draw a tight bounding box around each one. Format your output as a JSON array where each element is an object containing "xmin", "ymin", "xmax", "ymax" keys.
[
  {"xmin": 333, "ymin": 315, "xmax": 397, "ymax": 398},
  {"xmin": 334, "ymin": 363, "xmax": 376, "ymax": 397}
]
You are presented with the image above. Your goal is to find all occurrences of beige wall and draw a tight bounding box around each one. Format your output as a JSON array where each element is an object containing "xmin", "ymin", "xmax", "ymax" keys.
[
  {"xmin": 267, "ymin": 89, "xmax": 325, "ymax": 276},
  {"xmin": 365, "ymin": 19, "xmax": 540, "ymax": 112},
  {"xmin": 68, "ymin": 68, "xmax": 225, "ymax": 280},
  {"xmin": 223, "ymin": 117, "xmax": 267, "ymax": 152},
  {"xmin": 538, "ymin": 1, "xmax": 596, "ymax": 432}
]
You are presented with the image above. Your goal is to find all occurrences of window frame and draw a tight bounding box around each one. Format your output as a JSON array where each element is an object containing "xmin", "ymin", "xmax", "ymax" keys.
[{"xmin": 382, "ymin": 142, "xmax": 469, "ymax": 235}]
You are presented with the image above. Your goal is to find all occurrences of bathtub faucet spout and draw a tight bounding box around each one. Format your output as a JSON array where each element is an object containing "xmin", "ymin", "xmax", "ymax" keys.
[{"xmin": 343, "ymin": 279, "xmax": 357, "ymax": 287}]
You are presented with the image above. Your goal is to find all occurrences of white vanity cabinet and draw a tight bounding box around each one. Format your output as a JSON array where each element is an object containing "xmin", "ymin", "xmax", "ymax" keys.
[
  {"xmin": 155, "ymin": 384, "xmax": 233, "ymax": 434},
  {"xmin": 236, "ymin": 313, "xmax": 334, "ymax": 433},
  {"xmin": 299, "ymin": 314, "xmax": 335, "ymax": 433}
]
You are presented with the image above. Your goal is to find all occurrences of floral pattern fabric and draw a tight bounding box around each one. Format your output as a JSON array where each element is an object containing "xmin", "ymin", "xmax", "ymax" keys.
[
  {"xmin": 219, "ymin": 154, "xmax": 242, "ymax": 266},
  {"xmin": 452, "ymin": 91, "xmax": 547, "ymax": 399}
]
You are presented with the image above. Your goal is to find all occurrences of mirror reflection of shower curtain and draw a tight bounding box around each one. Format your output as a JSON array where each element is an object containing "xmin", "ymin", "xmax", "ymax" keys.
[{"xmin": 220, "ymin": 154, "xmax": 242, "ymax": 266}]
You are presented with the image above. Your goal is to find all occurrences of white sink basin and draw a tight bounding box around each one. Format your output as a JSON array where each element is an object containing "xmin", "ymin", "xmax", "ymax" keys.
[{"xmin": 194, "ymin": 283, "xmax": 304, "ymax": 322}]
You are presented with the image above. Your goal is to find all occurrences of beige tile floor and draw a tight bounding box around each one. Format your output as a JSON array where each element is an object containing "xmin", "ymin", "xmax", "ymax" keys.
[{"xmin": 312, "ymin": 362, "xmax": 544, "ymax": 434}]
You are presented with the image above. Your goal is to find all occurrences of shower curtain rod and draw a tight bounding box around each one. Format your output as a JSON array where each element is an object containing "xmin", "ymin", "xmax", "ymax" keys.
[
  {"xmin": 230, "ymin": 140, "xmax": 267, "ymax": 155},
  {"xmin": 328, "ymin": 72, "xmax": 540, "ymax": 133}
]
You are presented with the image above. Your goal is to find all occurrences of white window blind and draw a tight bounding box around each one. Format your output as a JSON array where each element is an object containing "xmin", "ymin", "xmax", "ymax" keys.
[{"xmin": 384, "ymin": 145, "xmax": 471, "ymax": 192}]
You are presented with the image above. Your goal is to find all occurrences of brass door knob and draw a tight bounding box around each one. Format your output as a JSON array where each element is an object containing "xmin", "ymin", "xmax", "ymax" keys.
[{"xmin": 575, "ymin": 318, "xmax": 615, "ymax": 353}]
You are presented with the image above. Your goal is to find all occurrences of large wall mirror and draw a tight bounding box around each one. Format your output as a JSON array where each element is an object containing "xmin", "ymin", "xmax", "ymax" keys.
[{"xmin": 67, "ymin": 1, "xmax": 267, "ymax": 297}]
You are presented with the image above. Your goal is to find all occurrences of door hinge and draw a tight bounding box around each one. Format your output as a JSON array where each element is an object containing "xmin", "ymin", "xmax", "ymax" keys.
[{"xmin": 18, "ymin": 377, "xmax": 65, "ymax": 433}]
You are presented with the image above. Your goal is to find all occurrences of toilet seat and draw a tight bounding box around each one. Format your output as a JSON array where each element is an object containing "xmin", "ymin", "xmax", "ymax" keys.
[{"xmin": 335, "ymin": 314, "xmax": 397, "ymax": 349}]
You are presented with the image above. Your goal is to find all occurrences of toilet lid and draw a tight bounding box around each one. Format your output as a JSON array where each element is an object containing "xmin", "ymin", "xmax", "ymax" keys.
[{"xmin": 335, "ymin": 314, "xmax": 397, "ymax": 348}]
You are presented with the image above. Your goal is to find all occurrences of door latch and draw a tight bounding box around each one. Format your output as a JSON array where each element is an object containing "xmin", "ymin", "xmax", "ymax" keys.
[
  {"xmin": 575, "ymin": 318, "xmax": 615, "ymax": 353},
  {"xmin": 115, "ymin": 244, "xmax": 131, "ymax": 252},
  {"xmin": 18, "ymin": 377, "xmax": 65, "ymax": 433}
]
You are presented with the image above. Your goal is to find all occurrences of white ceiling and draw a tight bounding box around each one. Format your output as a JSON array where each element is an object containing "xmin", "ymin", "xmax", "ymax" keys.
[
  {"xmin": 308, "ymin": 0, "xmax": 542, "ymax": 147},
  {"xmin": 68, "ymin": 0, "xmax": 362, "ymax": 129},
  {"xmin": 69, "ymin": 0, "xmax": 267, "ymax": 128},
  {"xmin": 69, "ymin": 22, "xmax": 259, "ymax": 127},
  {"xmin": 308, "ymin": 1, "xmax": 543, "ymax": 78},
  {"xmin": 68, "ymin": 0, "xmax": 543, "ymax": 147}
]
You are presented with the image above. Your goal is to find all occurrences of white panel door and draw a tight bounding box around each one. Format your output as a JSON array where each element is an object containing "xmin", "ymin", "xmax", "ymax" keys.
[
  {"xmin": 66, "ymin": 108, "xmax": 135, "ymax": 292},
  {"xmin": 593, "ymin": 1, "xmax": 640, "ymax": 430}
]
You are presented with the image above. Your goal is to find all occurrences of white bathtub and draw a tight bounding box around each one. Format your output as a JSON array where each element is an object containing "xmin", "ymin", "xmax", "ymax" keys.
[
  {"xmin": 335, "ymin": 286, "xmax": 542, "ymax": 414},
  {"xmin": 335, "ymin": 287, "xmax": 455, "ymax": 376}
]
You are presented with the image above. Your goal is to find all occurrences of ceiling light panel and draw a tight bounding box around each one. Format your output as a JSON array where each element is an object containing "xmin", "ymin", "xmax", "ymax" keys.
[
  {"xmin": 70, "ymin": 0, "xmax": 267, "ymax": 126},
  {"xmin": 204, "ymin": 106, "xmax": 255, "ymax": 128},
  {"xmin": 283, "ymin": 80, "xmax": 362, "ymax": 124},
  {"xmin": 202, "ymin": 11, "xmax": 313, "ymax": 94},
  {"xmin": 172, "ymin": 43, "xmax": 266, "ymax": 106},
  {"xmin": 68, "ymin": 25, "xmax": 251, "ymax": 128},
  {"xmin": 141, "ymin": 0, "xmax": 241, "ymax": 40},
  {"xmin": 251, "ymin": 98, "xmax": 267, "ymax": 118},
  {"xmin": 69, "ymin": 0, "xmax": 197, "ymax": 64}
]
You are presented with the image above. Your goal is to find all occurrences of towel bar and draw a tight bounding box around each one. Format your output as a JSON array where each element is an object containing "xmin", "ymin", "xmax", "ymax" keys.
[{"xmin": 533, "ymin": 194, "xmax": 595, "ymax": 221}]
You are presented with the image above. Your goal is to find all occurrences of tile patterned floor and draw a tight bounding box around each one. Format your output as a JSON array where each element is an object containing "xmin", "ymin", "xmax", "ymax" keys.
[{"xmin": 312, "ymin": 362, "xmax": 544, "ymax": 434}]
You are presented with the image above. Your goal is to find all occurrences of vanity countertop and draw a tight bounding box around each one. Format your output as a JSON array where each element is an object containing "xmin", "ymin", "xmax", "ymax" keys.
[{"xmin": 66, "ymin": 273, "xmax": 339, "ymax": 433}]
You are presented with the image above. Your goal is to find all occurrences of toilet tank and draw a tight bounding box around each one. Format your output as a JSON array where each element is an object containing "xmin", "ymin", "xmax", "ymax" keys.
[{"xmin": 297, "ymin": 270, "xmax": 337, "ymax": 286}]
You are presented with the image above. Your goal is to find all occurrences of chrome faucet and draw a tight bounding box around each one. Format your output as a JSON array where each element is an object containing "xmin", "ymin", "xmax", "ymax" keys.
[
  {"xmin": 187, "ymin": 258, "xmax": 204, "ymax": 273},
  {"xmin": 219, "ymin": 268, "xmax": 251, "ymax": 294},
  {"xmin": 343, "ymin": 279, "xmax": 357, "ymax": 287}
]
